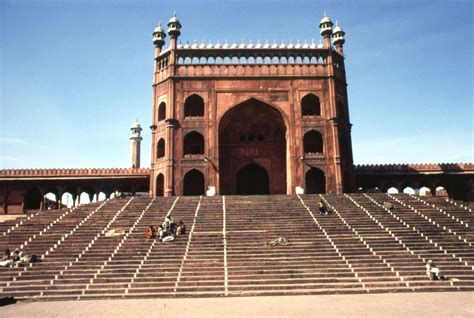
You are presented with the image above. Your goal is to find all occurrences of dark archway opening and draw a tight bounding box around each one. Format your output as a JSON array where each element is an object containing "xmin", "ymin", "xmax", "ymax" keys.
[
  {"xmin": 306, "ymin": 168, "xmax": 326, "ymax": 194},
  {"xmin": 184, "ymin": 131, "xmax": 204, "ymax": 155},
  {"xmin": 183, "ymin": 169, "xmax": 205, "ymax": 196},
  {"xmin": 219, "ymin": 98, "xmax": 286, "ymax": 194},
  {"xmin": 156, "ymin": 174, "xmax": 164, "ymax": 196},
  {"xmin": 158, "ymin": 102, "xmax": 166, "ymax": 121},
  {"xmin": 157, "ymin": 139, "xmax": 165, "ymax": 158},
  {"xmin": 184, "ymin": 94, "xmax": 204, "ymax": 117},
  {"xmin": 24, "ymin": 188, "xmax": 42, "ymax": 210},
  {"xmin": 301, "ymin": 94, "xmax": 321, "ymax": 116},
  {"xmin": 304, "ymin": 130, "xmax": 323, "ymax": 154},
  {"xmin": 236, "ymin": 164, "xmax": 269, "ymax": 195}
]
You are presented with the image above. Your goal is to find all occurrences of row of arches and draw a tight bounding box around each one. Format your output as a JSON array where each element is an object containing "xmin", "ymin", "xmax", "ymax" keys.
[
  {"xmin": 23, "ymin": 188, "xmax": 119, "ymax": 211},
  {"xmin": 176, "ymin": 54, "xmax": 328, "ymax": 66},
  {"xmin": 156, "ymin": 166, "xmax": 327, "ymax": 196},
  {"xmin": 386, "ymin": 186, "xmax": 448, "ymax": 197},
  {"xmin": 157, "ymin": 94, "xmax": 346, "ymax": 123},
  {"xmin": 156, "ymin": 129, "xmax": 324, "ymax": 159}
]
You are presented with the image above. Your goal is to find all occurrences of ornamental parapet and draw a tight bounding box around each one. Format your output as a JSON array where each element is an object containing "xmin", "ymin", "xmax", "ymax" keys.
[
  {"xmin": 154, "ymin": 41, "xmax": 344, "ymax": 82},
  {"xmin": 354, "ymin": 163, "xmax": 474, "ymax": 175}
]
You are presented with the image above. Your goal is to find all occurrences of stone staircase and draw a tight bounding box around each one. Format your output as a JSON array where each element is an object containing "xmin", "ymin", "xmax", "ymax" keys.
[{"xmin": 0, "ymin": 194, "xmax": 473, "ymax": 301}]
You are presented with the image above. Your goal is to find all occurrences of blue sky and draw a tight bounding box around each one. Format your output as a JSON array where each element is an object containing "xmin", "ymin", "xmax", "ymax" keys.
[{"xmin": 1, "ymin": 0, "xmax": 472, "ymax": 169}]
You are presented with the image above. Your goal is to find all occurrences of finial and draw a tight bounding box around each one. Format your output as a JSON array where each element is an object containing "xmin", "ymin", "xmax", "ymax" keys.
[
  {"xmin": 173, "ymin": 10, "xmax": 176, "ymax": 17},
  {"xmin": 323, "ymin": 11, "xmax": 327, "ymax": 17}
]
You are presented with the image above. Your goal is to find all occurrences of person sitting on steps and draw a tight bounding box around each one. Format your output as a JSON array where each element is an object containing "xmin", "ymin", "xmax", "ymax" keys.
[
  {"xmin": 146, "ymin": 225, "xmax": 156, "ymax": 239},
  {"xmin": 426, "ymin": 260, "xmax": 442, "ymax": 280},
  {"xmin": 0, "ymin": 249, "xmax": 12, "ymax": 267},
  {"xmin": 163, "ymin": 215, "xmax": 174, "ymax": 232},
  {"xmin": 176, "ymin": 221, "xmax": 186, "ymax": 236},
  {"xmin": 318, "ymin": 200, "xmax": 329, "ymax": 215}
]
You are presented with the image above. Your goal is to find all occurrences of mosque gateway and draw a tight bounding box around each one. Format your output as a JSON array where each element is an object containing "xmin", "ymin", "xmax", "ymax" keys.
[{"xmin": 149, "ymin": 14, "xmax": 354, "ymax": 197}]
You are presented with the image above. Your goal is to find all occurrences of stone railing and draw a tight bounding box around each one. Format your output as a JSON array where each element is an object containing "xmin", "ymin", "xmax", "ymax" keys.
[
  {"xmin": 354, "ymin": 163, "xmax": 474, "ymax": 174},
  {"xmin": 0, "ymin": 168, "xmax": 151, "ymax": 178}
]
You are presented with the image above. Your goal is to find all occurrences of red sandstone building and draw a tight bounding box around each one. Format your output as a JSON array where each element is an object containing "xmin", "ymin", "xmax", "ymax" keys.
[
  {"xmin": 150, "ymin": 14, "xmax": 354, "ymax": 197},
  {"xmin": 1, "ymin": 14, "xmax": 473, "ymax": 213}
]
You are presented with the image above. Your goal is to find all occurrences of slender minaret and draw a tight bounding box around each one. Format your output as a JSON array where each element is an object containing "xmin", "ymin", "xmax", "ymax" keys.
[
  {"xmin": 319, "ymin": 13, "xmax": 333, "ymax": 49},
  {"xmin": 332, "ymin": 22, "xmax": 346, "ymax": 55},
  {"xmin": 130, "ymin": 120, "xmax": 143, "ymax": 168}
]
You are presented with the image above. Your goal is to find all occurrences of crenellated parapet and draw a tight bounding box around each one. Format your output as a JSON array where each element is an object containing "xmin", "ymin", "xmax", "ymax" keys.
[
  {"xmin": 354, "ymin": 163, "xmax": 474, "ymax": 174},
  {"xmin": 153, "ymin": 13, "xmax": 346, "ymax": 83},
  {"xmin": 0, "ymin": 168, "xmax": 151, "ymax": 179}
]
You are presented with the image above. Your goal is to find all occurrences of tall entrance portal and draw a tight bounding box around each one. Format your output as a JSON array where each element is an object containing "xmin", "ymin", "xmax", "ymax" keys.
[{"xmin": 219, "ymin": 99, "xmax": 286, "ymax": 195}]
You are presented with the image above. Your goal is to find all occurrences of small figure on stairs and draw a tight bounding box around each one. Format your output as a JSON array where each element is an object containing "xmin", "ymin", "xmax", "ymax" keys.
[
  {"xmin": 319, "ymin": 200, "xmax": 329, "ymax": 215},
  {"xmin": 146, "ymin": 225, "xmax": 156, "ymax": 239},
  {"xmin": 0, "ymin": 249, "xmax": 12, "ymax": 267},
  {"xmin": 426, "ymin": 260, "xmax": 442, "ymax": 280},
  {"xmin": 265, "ymin": 237, "xmax": 290, "ymax": 247},
  {"xmin": 383, "ymin": 202, "xmax": 394, "ymax": 210},
  {"xmin": 176, "ymin": 220, "xmax": 186, "ymax": 236}
]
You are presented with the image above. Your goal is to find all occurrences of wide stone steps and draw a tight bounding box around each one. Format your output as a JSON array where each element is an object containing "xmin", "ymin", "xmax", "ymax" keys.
[{"xmin": 1, "ymin": 193, "xmax": 473, "ymax": 300}]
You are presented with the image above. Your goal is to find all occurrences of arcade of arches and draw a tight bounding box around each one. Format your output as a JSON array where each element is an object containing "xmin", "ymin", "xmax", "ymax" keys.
[
  {"xmin": 0, "ymin": 169, "xmax": 149, "ymax": 214},
  {"xmin": 1, "ymin": 163, "xmax": 473, "ymax": 214}
]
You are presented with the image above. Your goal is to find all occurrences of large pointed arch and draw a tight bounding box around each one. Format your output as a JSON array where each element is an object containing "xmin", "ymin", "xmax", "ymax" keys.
[{"xmin": 218, "ymin": 97, "xmax": 287, "ymax": 194}]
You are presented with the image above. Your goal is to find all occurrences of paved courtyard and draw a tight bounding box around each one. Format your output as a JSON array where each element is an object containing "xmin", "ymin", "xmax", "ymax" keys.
[{"xmin": 1, "ymin": 292, "xmax": 473, "ymax": 317}]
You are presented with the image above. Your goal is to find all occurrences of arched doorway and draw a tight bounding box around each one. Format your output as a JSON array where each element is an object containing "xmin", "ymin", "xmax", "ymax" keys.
[
  {"xmin": 236, "ymin": 164, "xmax": 269, "ymax": 195},
  {"xmin": 156, "ymin": 174, "xmax": 164, "ymax": 196},
  {"xmin": 183, "ymin": 169, "xmax": 205, "ymax": 196},
  {"xmin": 305, "ymin": 168, "xmax": 326, "ymax": 194},
  {"xmin": 219, "ymin": 98, "xmax": 286, "ymax": 194}
]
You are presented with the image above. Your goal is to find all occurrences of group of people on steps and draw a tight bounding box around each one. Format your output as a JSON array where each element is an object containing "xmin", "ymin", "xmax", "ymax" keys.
[{"xmin": 146, "ymin": 215, "xmax": 186, "ymax": 243}]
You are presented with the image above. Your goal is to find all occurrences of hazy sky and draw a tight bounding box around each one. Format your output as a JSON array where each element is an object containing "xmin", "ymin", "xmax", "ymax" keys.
[{"xmin": 1, "ymin": 0, "xmax": 473, "ymax": 169}]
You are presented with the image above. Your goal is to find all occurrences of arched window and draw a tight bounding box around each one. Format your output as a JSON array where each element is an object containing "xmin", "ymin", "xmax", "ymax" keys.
[
  {"xmin": 301, "ymin": 94, "xmax": 321, "ymax": 116},
  {"xmin": 158, "ymin": 102, "xmax": 166, "ymax": 121},
  {"xmin": 303, "ymin": 130, "xmax": 323, "ymax": 153},
  {"xmin": 157, "ymin": 138, "xmax": 165, "ymax": 158},
  {"xmin": 183, "ymin": 131, "xmax": 204, "ymax": 155},
  {"xmin": 184, "ymin": 94, "xmax": 204, "ymax": 117},
  {"xmin": 183, "ymin": 169, "xmax": 205, "ymax": 196}
]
